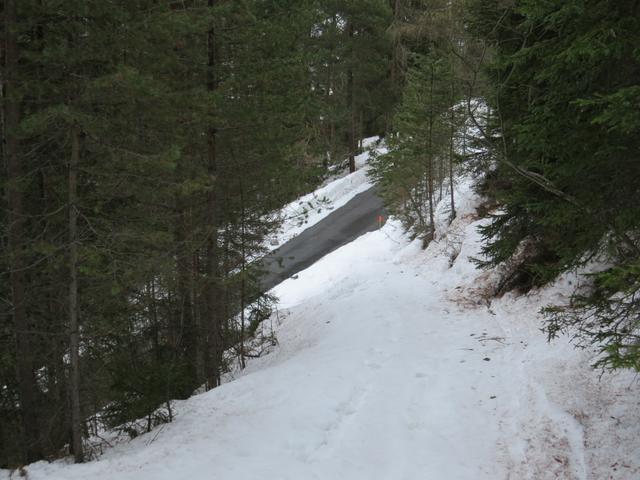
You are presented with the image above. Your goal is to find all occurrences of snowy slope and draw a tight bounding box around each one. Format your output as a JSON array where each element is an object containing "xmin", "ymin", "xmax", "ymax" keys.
[
  {"xmin": 5, "ymin": 178, "xmax": 640, "ymax": 480},
  {"xmin": 268, "ymin": 137, "xmax": 386, "ymax": 250}
]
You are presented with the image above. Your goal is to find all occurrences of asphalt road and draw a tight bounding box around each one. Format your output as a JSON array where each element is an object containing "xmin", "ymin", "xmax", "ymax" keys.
[{"xmin": 258, "ymin": 187, "xmax": 385, "ymax": 292}]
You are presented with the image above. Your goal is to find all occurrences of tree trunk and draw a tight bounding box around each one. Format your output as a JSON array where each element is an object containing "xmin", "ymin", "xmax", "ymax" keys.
[
  {"xmin": 426, "ymin": 63, "xmax": 436, "ymax": 240},
  {"xmin": 393, "ymin": 0, "xmax": 401, "ymax": 18},
  {"xmin": 150, "ymin": 280, "xmax": 160, "ymax": 362},
  {"xmin": 68, "ymin": 125, "xmax": 84, "ymax": 463},
  {"xmin": 205, "ymin": 0, "xmax": 222, "ymax": 390},
  {"xmin": 438, "ymin": 157, "xmax": 444, "ymax": 202},
  {"xmin": 174, "ymin": 185, "xmax": 198, "ymax": 394},
  {"xmin": 4, "ymin": 0, "xmax": 42, "ymax": 462},
  {"xmin": 388, "ymin": 0, "xmax": 403, "ymax": 131},
  {"xmin": 427, "ymin": 157, "xmax": 435, "ymax": 240},
  {"xmin": 192, "ymin": 250, "xmax": 205, "ymax": 382},
  {"xmin": 449, "ymin": 81, "xmax": 456, "ymax": 221},
  {"xmin": 239, "ymin": 184, "xmax": 246, "ymax": 370},
  {"xmin": 326, "ymin": 44, "xmax": 335, "ymax": 161},
  {"xmin": 389, "ymin": 0, "xmax": 401, "ymax": 85},
  {"xmin": 347, "ymin": 21, "xmax": 357, "ymax": 173}
]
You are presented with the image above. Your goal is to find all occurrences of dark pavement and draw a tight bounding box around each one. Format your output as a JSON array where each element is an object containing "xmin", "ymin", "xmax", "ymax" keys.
[{"xmin": 257, "ymin": 187, "xmax": 385, "ymax": 292}]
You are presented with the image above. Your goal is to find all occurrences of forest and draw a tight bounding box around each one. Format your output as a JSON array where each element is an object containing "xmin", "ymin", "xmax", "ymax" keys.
[{"xmin": 1, "ymin": 0, "xmax": 639, "ymax": 469}]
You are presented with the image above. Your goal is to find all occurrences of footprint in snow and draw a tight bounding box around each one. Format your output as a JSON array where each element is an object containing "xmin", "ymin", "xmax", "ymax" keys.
[{"xmin": 364, "ymin": 361, "xmax": 382, "ymax": 370}]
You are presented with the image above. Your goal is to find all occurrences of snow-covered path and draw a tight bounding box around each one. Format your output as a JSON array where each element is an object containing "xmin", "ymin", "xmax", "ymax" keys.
[
  {"xmin": 265, "ymin": 241, "xmax": 506, "ymax": 479},
  {"xmin": 8, "ymin": 180, "xmax": 640, "ymax": 480}
]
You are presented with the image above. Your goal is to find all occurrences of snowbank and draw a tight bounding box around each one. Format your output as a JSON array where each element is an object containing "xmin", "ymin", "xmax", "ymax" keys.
[{"xmin": 269, "ymin": 137, "xmax": 386, "ymax": 249}]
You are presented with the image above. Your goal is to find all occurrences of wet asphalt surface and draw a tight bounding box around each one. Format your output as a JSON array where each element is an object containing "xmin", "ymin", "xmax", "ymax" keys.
[{"xmin": 258, "ymin": 187, "xmax": 385, "ymax": 292}]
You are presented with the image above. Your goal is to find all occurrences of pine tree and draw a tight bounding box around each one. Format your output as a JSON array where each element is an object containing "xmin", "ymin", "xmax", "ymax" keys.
[
  {"xmin": 2, "ymin": 0, "xmax": 42, "ymax": 463},
  {"xmin": 0, "ymin": 0, "xmax": 399, "ymax": 466},
  {"xmin": 469, "ymin": 0, "xmax": 640, "ymax": 370},
  {"xmin": 371, "ymin": 0, "xmax": 469, "ymax": 243},
  {"xmin": 371, "ymin": 52, "xmax": 454, "ymax": 241},
  {"xmin": 312, "ymin": 0, "xmax": 394, "ymax": 171}
]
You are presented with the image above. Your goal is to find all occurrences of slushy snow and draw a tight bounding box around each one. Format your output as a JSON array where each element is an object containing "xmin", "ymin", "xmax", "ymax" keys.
[{"xmin": 4, "ymin": 175, "xmax": 639, "ymax": 480}]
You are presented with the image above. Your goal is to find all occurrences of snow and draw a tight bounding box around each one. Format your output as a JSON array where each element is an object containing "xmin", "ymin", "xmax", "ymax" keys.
[
  {"xmin": 5, "ymin": 173, "xmax": 640, "ymax": 479},
  {"xmin": 268, "ymin": 136, "xmax": 386, "ymax": 250}
]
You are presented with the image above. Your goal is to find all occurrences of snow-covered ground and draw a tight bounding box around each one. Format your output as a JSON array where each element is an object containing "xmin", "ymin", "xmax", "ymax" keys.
[
  {"xmin": 5, "ymin": 175, "xmax": 640, "ymax": 480},
  {"xmin": 268, "ymin": 136, "xmax": 386, "ymax": 249}
]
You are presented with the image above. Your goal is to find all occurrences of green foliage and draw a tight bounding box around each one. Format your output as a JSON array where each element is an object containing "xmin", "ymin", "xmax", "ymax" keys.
[
  {"xmin": 476, "ymin": 0, "xmax": 640, "ymax": 270},
  {"xmin": 310, "ymin": 0, "xmax": 394, "ymax": 162},
  {"xmin": 3, "ymin": 0, "xmax": 379, "ymax": 466},
  {"xmin": 545, "ymin": 263, "xmax": 640, "ymax": 371},
  {"xmin": 471, "ymin": 0, "xmax": 640, "ymax": 369},
  {"xmin": 371, "ymin": 52, "xmax": 456, "ymax": 239},
  {"xmin": 104, "ymin": 346, "xmax": 193, "ymax": 429}
]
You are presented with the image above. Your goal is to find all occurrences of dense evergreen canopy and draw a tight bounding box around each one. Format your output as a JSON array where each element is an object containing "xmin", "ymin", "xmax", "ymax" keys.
[
  {"xmin": 0, "ymin": 0, "xmax": 397, "ymax": 466},
  {"xmin": 2, "ymin": 0, "xmax": 639, "ymax": 468},
  {"xmin": 468, "ymin": 0, "xmax": 640, "ymax": 370}
]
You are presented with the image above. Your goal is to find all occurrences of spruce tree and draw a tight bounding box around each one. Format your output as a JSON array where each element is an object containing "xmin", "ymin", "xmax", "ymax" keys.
[
  {"xmin": 469, "ymin": 0, "xmax": 640, "ymax": 370},
  {"xmin": 371, "ymin": 52, "xmax": 454, "ymax": 241},
  {"xmin": 0, "ymin": 0, "xmax": 401, "ymax": 467},
  {"xmin": 371, "ymin": 0, "xmax": 468, "ymax": 242},
  {"xmin": 312, "ymin": 0, "xmax": 394, "ymax": 171}
]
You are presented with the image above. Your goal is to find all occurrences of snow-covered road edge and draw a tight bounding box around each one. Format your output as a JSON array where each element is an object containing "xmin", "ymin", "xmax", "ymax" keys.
[{"xmin": 267, "ymin": 137, "xmax": 386, "ymax": 250}]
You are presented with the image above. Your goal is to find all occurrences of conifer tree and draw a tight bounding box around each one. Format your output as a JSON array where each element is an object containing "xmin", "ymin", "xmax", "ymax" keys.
[
  {"xmin": 0, "ymin": 0, "xmax": 327, "ymax": 466},
  {"xmin": 371, "ymin": 0, "xmax": 468, "ymax": 242},
  {"xmin": 371, "ymin": 52, "xmax": 454, "ymax": 240},
  {"xmin": 468, "ymin": 0, "xmax": 640, "ymax": 370},
  {"xmin": 312, "ymin": 0, "xmax": 394, "ymax": 171},
  {"xmin": 0, "ymin": 0, "xmax": 403, "ymax": 466}
]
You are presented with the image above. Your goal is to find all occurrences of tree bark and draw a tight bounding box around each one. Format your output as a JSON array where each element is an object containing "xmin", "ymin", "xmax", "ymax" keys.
[
  {"xmin": 205, "ymin": 0, "xmax": 222, "ymax": 390},
  {"xmin": 4, "ymin": 0, "xmax": 42, "ymax": 462},
  {"xmin": 426, "ymin": 63, "xmax": 435, "ymax": 240},
  {"xmin": 174, "ymin": 184, "xmax": 198, "ymax": 394},
  {"xmin": 449, "ymin": 80, "xmax": 456, "ymax": 221},
  {"xmin": 389, "ymin": 0, "xmax": 402, "ymax": 88},
  {"xmin": 327, "ymin": 57, "xmax": 335, "ymax": 161},
  {"xmin": 68, "ymin": 125, "xmax": 84, "ymax": 463},
  {"xmin": 347, "ymin": 20, "xmax": 357, "ymax": 173},
  {"xmin": 239, "ymin": 184, "xmax": 246, "ymax": 370}
]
